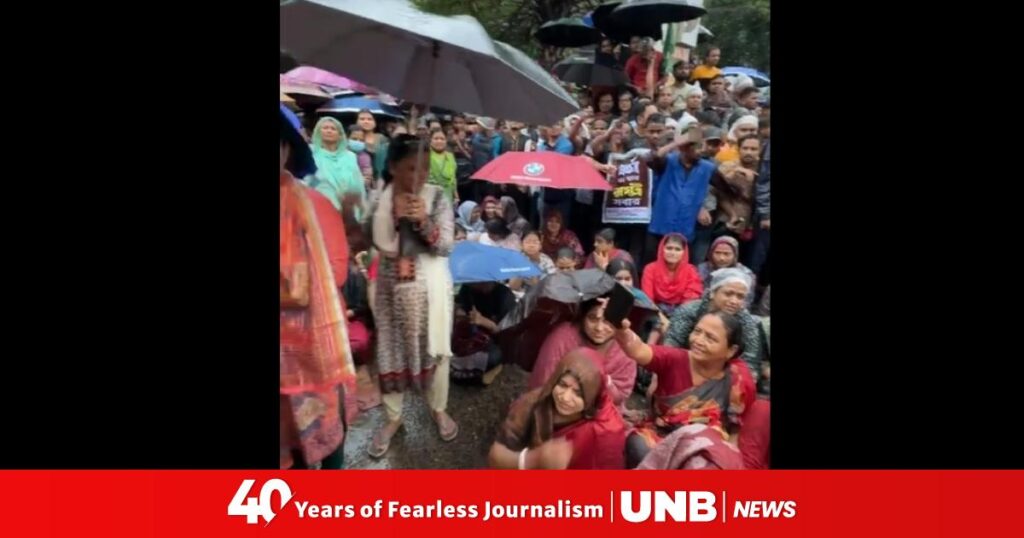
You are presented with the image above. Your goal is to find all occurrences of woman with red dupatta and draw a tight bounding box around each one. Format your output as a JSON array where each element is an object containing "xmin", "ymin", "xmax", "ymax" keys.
[
  {"xmin": 489, "ymin": 348, "xmax": 627, "ymax": 470},
  {"xmin": 611, "ymin": 310, "xmax": 756, "ymax": 469},
  {"xmin": 641, "ymin": 233, "xmax": 703, "ymax": 317},
  {"xmin": 280, "ymin": 106, "xmax": 357, "ymax": 469}
]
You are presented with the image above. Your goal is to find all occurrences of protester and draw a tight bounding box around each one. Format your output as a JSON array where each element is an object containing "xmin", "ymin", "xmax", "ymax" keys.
[
  {"xmin": 279, "ymin": 106, "xmax": 356, "ymax": 470},
  {"xmin": 364, "ymin": 134, "xmax": 457, "ymax": 458},
  {"xmin": 471, "ymin": 117, "xmax": 502, "ymax": 200},
  {"xmin": 641, "ymin": 233, "xmax": 703, "ymax": 315},
  {"xmin": 537, "ymin": 121, "xmax": 577, "ymax": 223},
  {"xmin": 729, "ymin": 86, "xmax": 761, "ymax": 127},
  {"xmin": 521, "ymin": 229, "xmax": 556, "ymax": 275},
  {"xmin": 346, "ymin": 125, "xmax": 374, "ymax": 186},
  {"xmin": 704, "ymin": 75, "xmax": 734, "ymax": 126},
  {"xmin": 583, "ymin": 228, "xmax": 634, "ymax": 270},
  {"xmin": 481, "ymin": 195, "xmax": 501, "ymax": 221},
  {"xmin": 450, "ymin": 113, "xmax": 475, "ymax": 202},
  {"xmin": 456, "ymin": 200, "xmax": 485, "ymax": 241},
  {"xmin": 309, "ymin": 117, "xmax": 365, "ymax": 211},
  {"xmin": 714, "ymin": 135, "xmax": 761, "ymax": 243},
  {"xmin": 356, "ymin": 109, "xmax": 389, "ymax": 181},
  {"xmin": 428, "ymin": 128, "xmax": 458, "ymax": 204},
  {"xmin": 539, "ymin": 209, "xmax": 585, "ymax": 262},
  {"xmin": 594, "ymin": 92, "xmax": 617, "ymax": 122},
  {"xmin": 683, "ymin": 83, "xmax": 705, "ymax": 119},
  {"xmin": 691, "ymin": 47, "xmax": 723, "ymax": 83},
  {"xmin": 489, "ymin": 349, "xmax": 627, "ymax": 470},
  {"xmin": 344, "ymin": 248, "xmax": 378, "ymax": 411},
  {"xmin": 715, "ymin": 115, "xmax": 758, "ymax": 163},
  {"xmin": 617, "ymin": 90, "xmax": 636, "ymax": 124},
  {"xmin": 555, "ymin": 247, "xmax": 578, "ymax": 273},
  {"xmin": 697, "ymin": 236, "xmax": 757, "ymax": 307},
  {"xmin": 612, "ymin": 310, "xmax": 755, "ymax": 468},
  {"xmin": 646, "ymin": 132, "xmax": 717, "ymax": 258},
  {"xmin": 498, "ymin": 196, "xmax": 530, "ymax": 238},
  {"xmin": 479, "ymin": 217, "xmax": 522, "ymax": 251},
  {"xmin": 665, "ymin": 268, "xmax": 763, "ymax": 378},
  {"xmin": 749, "ymin": 134, "xmax": 771, "ymax": 278},
  {"xmin": 655, "ymin": 84, "xmax": 676, "ymax": 116},
  {"xmin": 451, "ymin": 281, "xmax": 517, "ymax": 385},
  {"xmin": 528, "ymin": 298, "xmax": 637, "ymax": 411},
  {"xmin": 624, "ymin": 38, "xmax": 664, "ymax": 96},
  {"xmin": 667, "ymin": 61, "xmax": 694, "ymax": 112}
]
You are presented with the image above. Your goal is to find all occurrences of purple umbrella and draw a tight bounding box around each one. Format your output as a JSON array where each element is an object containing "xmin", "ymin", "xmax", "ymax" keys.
[{"xmin": 284, "ymin": 66, "xmax": 374, "ymax": 93}]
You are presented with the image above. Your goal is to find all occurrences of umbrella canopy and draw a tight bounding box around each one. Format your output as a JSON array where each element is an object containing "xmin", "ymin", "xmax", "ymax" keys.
[
  {"xmin": 722, "ymin": 66, "xmax": 770, "ymax": 87},
  {"xmin": 472, "ymin": 151, "xmax": 612, "ymax": 191},
  {"xmin": 316, "ymin": 96, "xmax": 404, "ymax": 120},
  {"xmin": 535, "ymin": 17, "xmax": 602, "ymax": 48},
  {"xmin": 285, "ymin": 66, "xmax": 375, "ymax": 93},
  {"xmin": 281, "ymin": 0, "xmax": 577, "ymax": 125},
  {"xmin": 495, "ymin": 270, "xmax": 656, "ymax": 371},
  {"xmin": 560, "ymin": 61, "xmax": 630, "ymax": 87},
  {"xmin": 280, "ymin": 76, "xmax": 334, "ymax": 99},
  {"xmin": 449, "ymin": 241, "xmax": 543, "ymax": 284},
  {"xmin": 609, "ymin": 0, "xmax": 706, "ymax": 27},
  {"xmin": 280, "ymin": 91, "xmax": 297, "ymax": 109},
  {"xmin": 591, "ymin": 1, "xmax": 661, "ymax": 43}
]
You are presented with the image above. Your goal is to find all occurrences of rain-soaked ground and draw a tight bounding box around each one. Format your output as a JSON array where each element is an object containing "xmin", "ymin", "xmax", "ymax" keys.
[
  {"xmin": 344, "ymin": 364, "xmax": 649, "ymax": 469},
  {"xmin": 344, "ymin": 364, "xmax": 529, "ymax": 469}
]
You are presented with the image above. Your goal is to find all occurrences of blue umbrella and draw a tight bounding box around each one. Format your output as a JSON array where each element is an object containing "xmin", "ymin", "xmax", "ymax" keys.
[
  {"xmin": 721, "ymin": 66, "xmax": 771, "ymax": 86},
  {"xmin": 316, "ymin": 96, "xmax": 404, "ymax": 120},
  {"xmin": 449, "ymin": 242, "xmax": 542, "ymax": 284}
]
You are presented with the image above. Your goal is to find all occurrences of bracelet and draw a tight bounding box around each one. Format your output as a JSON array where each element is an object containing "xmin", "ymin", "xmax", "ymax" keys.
[{"xmin": 518, "ymin": 448, "xmax": 529, "ymax": 470}]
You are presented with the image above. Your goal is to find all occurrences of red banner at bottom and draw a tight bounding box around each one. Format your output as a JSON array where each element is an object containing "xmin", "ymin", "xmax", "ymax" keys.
[{"xmin": 2, "ymin": 471, "xmax": 1020, "ymax": 537}]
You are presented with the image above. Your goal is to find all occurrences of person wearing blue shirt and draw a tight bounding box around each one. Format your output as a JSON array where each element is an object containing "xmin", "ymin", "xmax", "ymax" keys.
[
  {"xmin": 644, "ymin": 134, "xmax": 717, "ymax": 266},
  {"xmin": 537, "ymin": 121, "xmax": 577, "ymax": 223}
]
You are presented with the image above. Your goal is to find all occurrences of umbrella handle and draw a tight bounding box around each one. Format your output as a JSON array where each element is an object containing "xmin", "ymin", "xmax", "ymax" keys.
[{"xmin": 407, "ymin": 41, "xmax": 439, "ymax": 258}]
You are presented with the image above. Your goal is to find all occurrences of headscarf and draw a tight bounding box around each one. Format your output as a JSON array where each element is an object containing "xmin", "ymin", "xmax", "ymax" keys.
[
  {"xmin": 496, "ymin": 348, "xmax": 627, "ymax": 469},
  {"xmin": 310, "ymin": 117, "xmax": 365, "ymax": 210},
  {"xmin": 500, "ymin": 196, "xmax": 530, "ymax": 237},
  {"xmin": 708, "ymin": 236, "xmax": 740, "ymax": 266},
  {"xmin": 686, "ymin": 83, "xmax": 704, "ymax": 99},
  {"xmin": 642, "ymin": 233, "xmax": 703, "ymax": 306},
  {"xmin": 540, "ymin": 208, "xmax": 584, "ymax": 260},
  {"xmin": 456, "ymin": 200, "xmax": 485, "ymax": 233},
  {"xmin": 728, "ymin": 115, "xmax": 759, "ymax": 141},
  {"xmin": 710, "ymin": 267, "xmax": 753, "ymax": 293}
]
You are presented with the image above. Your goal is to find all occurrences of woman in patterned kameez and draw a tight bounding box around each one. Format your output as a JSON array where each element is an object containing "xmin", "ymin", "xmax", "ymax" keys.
[{"xmin": 365, "ymin": 134, "xmax": 458, "ymax": 458}]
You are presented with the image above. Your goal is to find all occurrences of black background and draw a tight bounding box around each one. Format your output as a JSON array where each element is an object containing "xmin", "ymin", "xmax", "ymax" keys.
[{"xmin": 1, "ymin": 2, "xmax": 1015, "ymax": 469}]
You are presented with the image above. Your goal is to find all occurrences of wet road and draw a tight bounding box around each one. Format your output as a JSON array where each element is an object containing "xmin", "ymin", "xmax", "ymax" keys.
[{"xmin": 344, "ymin": 365, "xmax": 529, "ymax": 469}]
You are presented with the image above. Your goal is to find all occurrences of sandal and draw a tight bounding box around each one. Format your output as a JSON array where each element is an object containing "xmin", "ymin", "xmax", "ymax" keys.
[
  {"xmin": 431, "ymin": 410, "xmax": 459, "ymax": 442},
  {"xmin": 367, "ymin": 420, "xmax": 402, "ymax": 459}
]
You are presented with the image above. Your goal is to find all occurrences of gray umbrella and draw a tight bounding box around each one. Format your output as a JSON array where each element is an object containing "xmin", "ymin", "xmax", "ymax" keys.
[{"xmin": 280, "ymin": 0, "xmax": 578, "ymax": 125}]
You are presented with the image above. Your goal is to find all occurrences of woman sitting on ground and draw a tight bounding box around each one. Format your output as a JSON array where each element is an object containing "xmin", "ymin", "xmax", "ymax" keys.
[
  {"xmin": 696, "ymin": 236, "xmax": 756, "ymax": 308},
  {"xmin": 451, "ymin": 281, "xmax": 517, "ymax": 385},
  {"xmin": 665, "ymin": 267, "xmax": 763, "ymax": 380},
  {"xmin": 498, "ymin": 196, "xmax": 531, "ymax": 238},
  {"xmin": 527, "ymin": 297, "xmax": 636, "ymax": 411},
  {"xmin": 641, "ymin": 233, "xmax": 703, "ymax": 317},
  {"xmin": 612, "ymin": 309, "xmax": 755, "ymax": 469},
  {"xmin": 540, "ymin": 209, "xmax": 584, "ymax": 262},
  {"xmin": 509, "ymin": 229, "xmax": 556, "ymax": 297},
  {"xmin": 489, "ymin": 349, "xmax": 627, "ymax": 469},
  {"xmin": 554, "ymin": 247, "xmax": 579, "ymax": 273},
  {"xmin": 456, "ymin": 200, "xmax": 485, "ymax": 242},
  {"xmin": 583, "ymin": 228, "xmax": 635, "ymax": 271}
]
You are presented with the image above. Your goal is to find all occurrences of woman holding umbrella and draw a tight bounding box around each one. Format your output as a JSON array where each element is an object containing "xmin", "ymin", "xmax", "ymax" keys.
[
  {"xmin": 310, "ymin": 117, "xmax": 365, "ymax": 212},
  {"xmin": 364, "ymin": 134, "xmax": 458, "ymax": 458}
]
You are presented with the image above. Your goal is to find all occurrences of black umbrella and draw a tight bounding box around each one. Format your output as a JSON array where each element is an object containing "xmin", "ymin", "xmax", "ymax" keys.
[
  {"xmin": 610, "ymin": 0, "xmax": 707, "ymax": 27},
  {"xmin": 553, "ymin": 56, "xmax": 591, "ymax": 80},
  {"xmin": 592, "ymin": 1, "xmax": 662, "ymax": 43},
  {"xmin": 561, "ymin": 62, "xmax": 630, "ymax": 88},
  {"xmin": 536, "ymin": 18, "xmax": 602, "ymax": 48},
  {"xmin": 496, "ymin": 270, "xmax": 657, "ymax": 371}
]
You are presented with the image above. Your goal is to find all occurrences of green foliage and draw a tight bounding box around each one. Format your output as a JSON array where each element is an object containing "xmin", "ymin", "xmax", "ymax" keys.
[{"xmin": 702, "ymin": 0, "xmax": 770, "ymax": 73}]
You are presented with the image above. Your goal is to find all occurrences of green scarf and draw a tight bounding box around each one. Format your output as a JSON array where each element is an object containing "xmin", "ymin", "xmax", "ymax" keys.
[{"xmin": 310, "ymin": 117, "xmax": 365, "ymax": 210}]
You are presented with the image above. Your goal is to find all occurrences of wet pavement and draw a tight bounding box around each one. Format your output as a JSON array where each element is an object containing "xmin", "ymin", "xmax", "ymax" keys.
[{"xmin": 344, "ymin": 364, "xmax": 529, "ymax": 469}]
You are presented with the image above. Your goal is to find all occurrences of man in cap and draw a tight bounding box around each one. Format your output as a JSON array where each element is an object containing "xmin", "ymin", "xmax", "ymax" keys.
[
  {"xmin": 644, "ymin": 126, "xmax": 717, "ymax": 265},
  {"xmin": 716, "ymin": 115, "xmax": 759, "ymax": 163}
]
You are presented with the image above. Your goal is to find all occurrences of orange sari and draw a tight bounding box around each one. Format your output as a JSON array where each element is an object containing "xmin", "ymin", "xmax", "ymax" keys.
[{"xmin": 280, "ymin": 172, "xmax": 356, "ymax": 468}]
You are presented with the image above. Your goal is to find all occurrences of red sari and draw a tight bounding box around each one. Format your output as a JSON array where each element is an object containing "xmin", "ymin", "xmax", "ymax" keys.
[
  {"xmin": 280, "ymin": 172, "xmax": 357, "ymax": 469},
  {"xmin": 496, "ymin": 349, "xmax": 627, "ymax": 469}
]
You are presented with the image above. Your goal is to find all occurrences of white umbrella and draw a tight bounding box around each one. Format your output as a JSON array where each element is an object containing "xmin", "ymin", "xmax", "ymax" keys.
[{"xmin": 280, "ymin": 0, "xmax": 578, "ymax": 125}]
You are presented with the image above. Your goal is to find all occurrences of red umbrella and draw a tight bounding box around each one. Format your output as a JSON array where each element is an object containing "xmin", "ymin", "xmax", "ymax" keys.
[{"xmin": 471, "ymin": 151, "xmax": 612, "ymax": 191}]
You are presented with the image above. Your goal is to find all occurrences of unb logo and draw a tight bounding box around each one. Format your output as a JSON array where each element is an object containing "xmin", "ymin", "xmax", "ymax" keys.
[{"xmin": 523, "ymin": 162, "xmax": 545, "ymax": 176}]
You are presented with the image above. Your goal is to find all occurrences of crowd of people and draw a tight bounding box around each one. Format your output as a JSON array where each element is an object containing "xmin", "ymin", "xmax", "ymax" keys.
[{"xmin": 280, "ymin": 38, "xmax": 771, "ymax": 471}]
